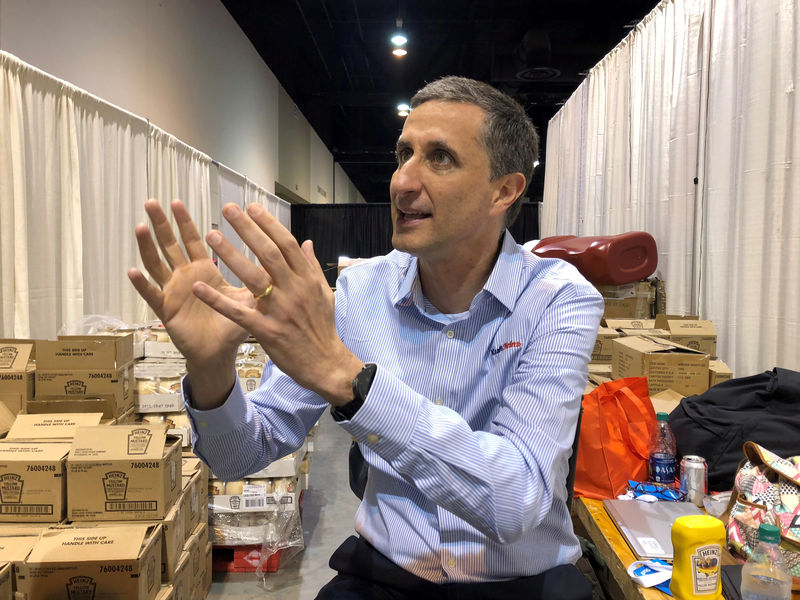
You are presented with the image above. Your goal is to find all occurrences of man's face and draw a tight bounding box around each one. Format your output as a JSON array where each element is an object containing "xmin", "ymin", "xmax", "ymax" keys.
[{"xmin": 390, "ymin": 100, "xmax": 509, "ymax": 265}]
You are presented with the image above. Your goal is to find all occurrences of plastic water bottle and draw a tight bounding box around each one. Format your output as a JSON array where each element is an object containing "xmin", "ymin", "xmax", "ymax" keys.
[
  {"xmin": 649, "ymin": 412, "xmax": 676, "ymax": 484},
  {"xmin": 740, "ymin": 523, "xmax": 791, "ymax": 600}
]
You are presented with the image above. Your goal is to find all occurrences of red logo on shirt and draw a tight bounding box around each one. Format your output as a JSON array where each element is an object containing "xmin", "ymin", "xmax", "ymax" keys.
[{"xmin": 490, "ymin": 341, "xmax": 522, "ymax": 356}]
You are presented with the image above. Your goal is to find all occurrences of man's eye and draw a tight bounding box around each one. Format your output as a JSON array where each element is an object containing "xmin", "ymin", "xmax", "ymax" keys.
[
  {"xmin": 430, "ymin": 150, "xmax": 453, "ymax": 167},
  {"xmin": 396, "ymin": 148, "xmax": 412, "ymax": 164}
]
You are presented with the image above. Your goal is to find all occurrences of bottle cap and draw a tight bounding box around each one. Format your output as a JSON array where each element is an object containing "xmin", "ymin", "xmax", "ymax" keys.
[
  {"xmin": 656, "ymin": 412, "xmax": 669, "ymax": 422},
  {"xmin": 758, "ymin": 523, "xmax": 781, "ymax": 544}
]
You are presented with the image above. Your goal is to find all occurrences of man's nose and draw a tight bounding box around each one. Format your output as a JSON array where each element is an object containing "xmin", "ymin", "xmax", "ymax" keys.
[{"xmin": 392, "ymin": 158, "xmax": 423, "ymax": 195}]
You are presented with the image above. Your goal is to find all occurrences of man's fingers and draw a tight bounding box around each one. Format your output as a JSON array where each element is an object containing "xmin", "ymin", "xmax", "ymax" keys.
[
  {"xmin": 221, "ymin": 203, "xmax": 292, "ymax": 284},
  {"xmin": 145, "ymin": 199, "xmax": 188, "ymax": 269},
  {"xmin": 127, "ymin": 268, "xmax": 165, "ymax": 315},
  {"xmin": 192, "ymin": 281, "xmax": 266, "ymax": 334},
  {"xmin": 247, "ymin": 203, "xmax": 311, "ymax": 275},
  {"xmin": 206, "ymin": 230, "xmax": 272, "ymax": 297},
  {"xmin": 172, "ymin": 200, "xmax": 210, "ymax": 262},
  {"xmin": 134, "ymin": 223, "xmax": 173, "ymax": 287},
  {"xmin": 300, "ymin": 239, "xmax": 325, "ymax": 275}
]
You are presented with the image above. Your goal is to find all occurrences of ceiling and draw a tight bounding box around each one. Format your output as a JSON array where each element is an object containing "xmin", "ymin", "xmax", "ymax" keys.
[{"xmin": 222, "ymin": 0, "xmax": 658, "ymax": 203}]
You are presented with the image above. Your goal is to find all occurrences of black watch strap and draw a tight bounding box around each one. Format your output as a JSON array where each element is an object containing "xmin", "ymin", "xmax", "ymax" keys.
[{"xmin": 330, "ymin": 363, "xmax": 377, "ymax": 422}]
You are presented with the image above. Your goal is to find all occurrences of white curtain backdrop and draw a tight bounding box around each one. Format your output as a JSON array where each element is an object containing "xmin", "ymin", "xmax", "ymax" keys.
[
  {"xmin": 0, "ymin": 50, "xmax": 289, "ymax": 337},
  {"xmin": 543, "ymin": 0, "xmax": 799, "ymax": 376},
  {"xmin": 214, "ymin": 164, "xmax": 291, "ymax": 288},
  {"xmin": 700, "ymin": 0, "xmax": 800, "ymax": 377},
  {"xmin": 75, "ymin": 94, "xmax": 149, "ymax": 328},
  {"xmin": 1, "ymin": 54, "xmax": 84, "ymax": 337}
]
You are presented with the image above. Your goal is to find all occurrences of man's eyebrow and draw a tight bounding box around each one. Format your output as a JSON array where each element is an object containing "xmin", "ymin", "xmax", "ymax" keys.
[
  {"xmin": 427, "ymin": 139, "xmax": 458, "ymax": 156},
  {"xmin": 395, "ymin": 138, "xmax": 459, "ymax": 156}
]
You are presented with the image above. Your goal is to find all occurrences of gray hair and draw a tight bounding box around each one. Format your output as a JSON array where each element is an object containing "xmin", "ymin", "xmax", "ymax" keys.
[{"xmin": 410, "ymin": 76, "xmax": 539, "ymax": 226}]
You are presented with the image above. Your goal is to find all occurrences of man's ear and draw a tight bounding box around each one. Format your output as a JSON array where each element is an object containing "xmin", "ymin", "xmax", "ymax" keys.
[{"xmin": 491, "ymin": 172, "xmax": 527, "ymax": 214}]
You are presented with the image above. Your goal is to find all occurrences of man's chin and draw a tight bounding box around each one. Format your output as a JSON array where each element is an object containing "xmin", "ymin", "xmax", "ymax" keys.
[{"xmin": 391, "ymin": 232, "xmax": 418, "ymax": 254}]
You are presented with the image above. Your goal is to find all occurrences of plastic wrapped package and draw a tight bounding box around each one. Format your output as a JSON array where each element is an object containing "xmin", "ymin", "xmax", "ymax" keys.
[
  {"xmin": 237, "ymin": 356, "xmax": 267, "ymax": 394},
  {"xmin": 208, "ymin": 477, "xmax": 302, "ymax": 545}
]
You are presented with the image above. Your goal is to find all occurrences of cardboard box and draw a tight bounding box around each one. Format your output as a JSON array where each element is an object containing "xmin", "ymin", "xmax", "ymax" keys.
[
  {"xmin": 155, "ymin": 583, "xmax": 174, "ymax": 599},
  {"xmin": 56, "ymin": 501, "xmax": 185, "ymax": 585},
  {"xmin": 25, "ymin": 396, "xmax": 130, "ymax": 420},
  {"xmin": 596, "ymin": 281, "xmax": 655, "ymax": 319},
  {"xmin": 591, "ymin": 327, "xmax": 620, "ymax": 364},
  {"xmin": 6, "ymin": 413, "xmax": 102, "ymax": 441},
  {"xmin": 180, "ymin": 469, "xmax": 206, "ymax": 540},
  {"xmin": 229, "ymin": 441, "xmax": 307, "ymax": 479},
  {"xmin": 67, "ymin": 425, "xmax": 182, "ymax": 521},
  {"xmin": 604, "ymin": 318, "xmax": 656, "ymax": 330},
  {"xmin": 209, "ymin": 476, "xmax": 302, "ymax": 515},
  {"xmin": 0, "ymin": 536, "xmax": 37, "ymax": 594},
  {"xmin": 709, "ymin": 359, "xmax": 733, "ymax": 388},
  {"xmin": 204, "ymin": 541, "xmax": 212, "ymax": 594},
  {"xmin": 35, "ymin": 334, "xmax": 134, "ymax": 370},
  {"xmin": 0, "ymin": 523, "xmax": 50, "ymax": 537},
  {"xmin": 650, "ymin": 389, "xmax": 685, "ymax": 415},
  {"xmin": 171, "ymin": 550, "xmax": 191, "ymax": 600},
  {"xmin": 0, "ymin": 343, "xmax": 34, "ymax": 415},
  {"xmin": 660, "ymin": 319, "xmax": 717, "ymax": 359},
  {"xmin": 143, "ymin": 341, "xmax": 183, "ymax": 360},
  {"xmin": 0, "ymin": 406, "xmax": 14, "ymax": 440},
  {"xmin": 34, "ymin": 362, "xmax": 134, "ymax": 418},
  {"xmin": 183, "ymin": 522, "xmax": 207, "ymax": 586},
  {"xmin": 588, "ymin": 363, "xmax": 613, "ymax": 378},
  {"xmin": 611, "ymin": 335, "xmax": 710, "ymax": 396},
  {"xmin": 17, "ymin": 524, "xmax": 161, "ymax": 600},
  {"xmin": 0, "ymin": 442, "xmax": 69, "ymax": 522},
  {"xmin": 619, "ymin": 328, "xmax": 672, "ymax": 340},
  {"xmin": 0, "ymin": 562, "xmax": 10, "ymax": 600}
]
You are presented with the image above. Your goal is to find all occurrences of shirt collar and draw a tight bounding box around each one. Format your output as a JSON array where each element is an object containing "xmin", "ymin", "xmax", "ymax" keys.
[
  {"xmin": 392, "ymin": 230, "xmax": 523, "ymax": 312},
  {"xmin": 483, "ymin": 230, "xmax": 524, "ymax": 312}
]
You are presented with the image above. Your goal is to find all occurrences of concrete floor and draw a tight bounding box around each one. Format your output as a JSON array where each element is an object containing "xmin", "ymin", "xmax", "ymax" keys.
[{"xmin": 208, "ymin": 412, "xmax": 361, "ymax": 599}]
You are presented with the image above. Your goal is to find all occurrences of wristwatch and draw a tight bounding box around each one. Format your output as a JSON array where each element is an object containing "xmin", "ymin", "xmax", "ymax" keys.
[{"xmin": 330, "ymin": 363, "xmax": 377, "ymax": 422}]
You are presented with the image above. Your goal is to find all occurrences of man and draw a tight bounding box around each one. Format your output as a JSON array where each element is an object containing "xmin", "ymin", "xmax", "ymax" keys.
[{"xmin": 129, "ymin": 76, "xmax": 603, "ymax": 599}]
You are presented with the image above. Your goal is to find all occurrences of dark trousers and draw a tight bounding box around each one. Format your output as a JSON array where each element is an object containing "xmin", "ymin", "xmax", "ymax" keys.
[{"xmin": 316, "ymin": 536, "xmax": 592, "ymax": 600}]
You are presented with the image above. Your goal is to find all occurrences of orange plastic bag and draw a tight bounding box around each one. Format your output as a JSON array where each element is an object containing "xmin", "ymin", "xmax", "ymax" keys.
[{"xmin": 574, "ymin": 376, "xmax": 656, "ymax": 500}]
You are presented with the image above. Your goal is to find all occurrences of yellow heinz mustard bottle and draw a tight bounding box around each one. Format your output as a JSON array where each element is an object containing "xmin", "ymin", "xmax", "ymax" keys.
[{"xmin": 670, "ymin": 514, "xmax": 726, "ymax": 599}]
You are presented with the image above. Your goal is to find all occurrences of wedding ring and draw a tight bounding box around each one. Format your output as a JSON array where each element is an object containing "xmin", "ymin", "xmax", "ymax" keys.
[{"xmin": 254, "ymin": 284, "xmax": 273, "ymax": 301}]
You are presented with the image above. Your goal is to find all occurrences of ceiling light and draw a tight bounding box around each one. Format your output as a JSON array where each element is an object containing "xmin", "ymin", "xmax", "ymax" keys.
[
  {"xmin": 392, "ymin": 48, "xmax": 407, "ymax": 57},
  {"xmin": 391, "ymin": 34, "xmax": 407, "ymax": 46},
  {"xmin": 397, "ymin": 103, "xmax": 410, "ymax": 117},
  {"xmin": 533, "ymin": 160, "xmax": 540, "ymax": 169}
]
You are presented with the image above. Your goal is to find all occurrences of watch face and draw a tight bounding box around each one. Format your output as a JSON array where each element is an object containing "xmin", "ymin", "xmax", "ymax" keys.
[{"xmin": 355, "ymin": 363, "xmax": 377, "ymax": 400}]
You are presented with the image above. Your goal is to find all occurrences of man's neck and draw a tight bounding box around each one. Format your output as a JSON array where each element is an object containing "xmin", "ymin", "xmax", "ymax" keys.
[{"xmin": 417, "ymin": 234, "xmax": 504, "ymax": 314}]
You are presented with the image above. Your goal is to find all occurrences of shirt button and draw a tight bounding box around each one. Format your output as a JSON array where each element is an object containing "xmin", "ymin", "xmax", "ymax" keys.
[
  {"xmin": 446, "ymin": 330, "xmax": 455, "ymax": 339},
  {"xmin": 448, "ymin": 558, "xmax": 456, "ymax": 567},
  {"xmin": 366, "ymin": 434, "xmax": 379, "ymax": 444},
  {"xmin": 435, "ymin": 397, "xmax": 443, "ymax": 405}
]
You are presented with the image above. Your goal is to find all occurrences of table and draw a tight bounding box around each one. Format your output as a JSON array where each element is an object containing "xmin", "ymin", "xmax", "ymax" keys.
[
  {"xmin": 573, "ymin": 497, "xmax": 670, "ymax": 600},
  {"xmin": 573, "ymin": 497, "xmax": 800, "ymax": 600}
]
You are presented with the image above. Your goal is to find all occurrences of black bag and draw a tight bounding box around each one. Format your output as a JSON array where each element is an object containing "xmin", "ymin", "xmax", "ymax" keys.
[{"xmin": 668, "ymin": 367, "xmax": 800, "ymax": 491}]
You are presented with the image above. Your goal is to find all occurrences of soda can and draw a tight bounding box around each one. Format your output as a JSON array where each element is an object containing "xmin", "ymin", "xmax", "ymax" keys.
[{"xmin": 680, "ymin": 455, "xmax": 708, "ymax": 506}]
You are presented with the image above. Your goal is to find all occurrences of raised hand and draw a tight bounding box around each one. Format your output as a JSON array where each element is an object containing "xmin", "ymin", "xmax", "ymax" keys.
[
  {"xmin": 193, "ymin": 202, "xmax": 363, "ymax": 406},
  {"xmin": 128, "ymin": 200, "xmax": 256, "ymax": 402}
]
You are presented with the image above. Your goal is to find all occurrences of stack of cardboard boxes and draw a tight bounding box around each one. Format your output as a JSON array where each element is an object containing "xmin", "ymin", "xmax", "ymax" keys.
[
  {"xmin": 588, "ymin": 285, "xmax": 734, "ymax": 413},
  {"xmin": 0, "ymin": 322, "xmax": 322, "ymax": 587},
  {"xmin": 0, "ymin": 332, "xmax": 212, "ymax": 599}
]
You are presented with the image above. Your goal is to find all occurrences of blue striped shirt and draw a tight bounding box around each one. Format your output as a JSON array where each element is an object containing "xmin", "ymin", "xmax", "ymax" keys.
[{"xmin": 184, "ymin": 230, "xmax": 603, "ymax": 582}]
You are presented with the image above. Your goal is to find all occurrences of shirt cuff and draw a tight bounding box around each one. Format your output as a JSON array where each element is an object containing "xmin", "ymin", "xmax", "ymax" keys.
[
  {"xmin": 182, "ymin": 372, "xmax": 249, "ymax": 436},
  {"xmin": 337, "ymin": 365, "xmax": 422, "ymax": 461}
]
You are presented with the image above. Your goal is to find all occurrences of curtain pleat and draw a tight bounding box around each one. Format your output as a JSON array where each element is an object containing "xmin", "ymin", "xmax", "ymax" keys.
[
  {"xmin": 0, "ymin": 50, "xmax": 282, "ymax": 336},
  {"xmin": 543, "ymin": 0, "xmax": 799, "ymax": 376}
]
